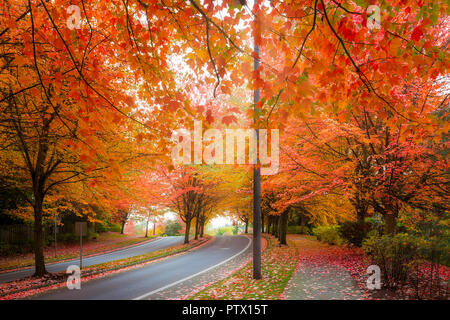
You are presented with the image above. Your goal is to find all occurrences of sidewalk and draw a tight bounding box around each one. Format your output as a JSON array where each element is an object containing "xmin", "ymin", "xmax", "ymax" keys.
[{"xmin": 283, "ymin": 235, "xmax": 366, "ymax": 300}]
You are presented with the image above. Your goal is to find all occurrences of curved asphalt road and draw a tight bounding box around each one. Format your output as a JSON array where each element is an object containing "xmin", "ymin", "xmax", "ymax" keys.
[
  {"xmin": 31, "ymin": 235, "xmax": 251, "ymax": 300},
  {"xmin": 0, "ymin": 236, "xmax": 183, "ymax": 284}
]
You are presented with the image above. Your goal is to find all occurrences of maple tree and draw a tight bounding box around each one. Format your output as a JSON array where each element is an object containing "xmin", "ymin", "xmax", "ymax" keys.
[{"xmin": 0, "ymin": 0, "xmax": 179, "ymax": 275}]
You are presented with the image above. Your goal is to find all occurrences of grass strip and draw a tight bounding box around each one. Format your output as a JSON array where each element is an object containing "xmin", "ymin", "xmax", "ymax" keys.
[{"xmin": 190, "ymin": 235, "xmax": 298, "ymax": 300}]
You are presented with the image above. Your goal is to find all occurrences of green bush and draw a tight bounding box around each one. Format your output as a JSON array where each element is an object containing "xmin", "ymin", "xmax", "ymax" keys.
[
  {"xmin": 339, "ymin": 220, "xmax": 371, "ymax": 247},
  {"xmin": 88, "ymin": 232, "xmax": 99, "ymax": 240},
  {"xmin": 287, "ymin": 225, "xmax": 311, "ymax": 234},
  {"xmin": 95, "ymin": 221, "xmax": 122, "ymax": 233},
  {"xmin": 57, "ymin": 233, "xmax": 78, "ymax": 243},
  {"xmin": 216, "ymin": 226, "xmax": 234, "ymax": 236},
  {"xmin": 312, "ymin": 225, "xmax": 343, "ymax": 245},
  {"xmin": 407, "ymin": 213, "xmax": 450, "ymax": 267},
  {"xmin": 362, "ymin": 233, "xmax": 427, "ymax": 289},
  {"xmin": 0, "ymin": 242, "xmax": 13, "ymax": 256},
  {"xmin": 108, "ymin": 223, "xmax": 122, "ymax": 233},
  {"xmin": 0, "ymin": 241, "xmax": 34, "ymax": 256},
  {"xmin": 95, "ymin": 222, "xmax": 109, "ymax": 233}
]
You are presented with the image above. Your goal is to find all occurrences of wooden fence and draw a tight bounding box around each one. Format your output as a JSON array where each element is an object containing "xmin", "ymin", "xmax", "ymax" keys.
[{"xmin": 0, "ymin": 224, "xmax": 54, "ymax": 243}]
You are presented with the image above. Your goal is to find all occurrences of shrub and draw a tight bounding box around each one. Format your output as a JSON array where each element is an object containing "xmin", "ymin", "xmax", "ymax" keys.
[
  {"xmin": 108, "ymin": 223, "xmax": 122, "ymax": 233},
  {"xmin": 95, "ymin": 222, "xmax": 109, "ymax": 233},
  {"xmin": 339, "ymin": 220, "xmax": 371, "ymax": 247},
  {"xmin": 216, "ymin": 226, "xmax": 234, "ymax": 236},
  {"xmin": 0, "ymin": 242, "xmax": 12, "ymax": 256},
  {"xmin": 312, "ymin": 225, "xmax": 343, "ymax": 245},
  {"xmin": 287, "ymin": 225, "xmax": 311, "ymax": 235},
  {"xmin": 57, "ymin": 233, "xmax": 78, "ymax": 243},
  {"xmin": 362, "ymin": 233, "xmax": 426, "ymax": 289},
  {"xmin": 88, "ymin": 232, "xmax": 99, "ymax": 240},
  {"xmin": 0, "ymin": 242, "xmax": 30, "ymax": 256}
]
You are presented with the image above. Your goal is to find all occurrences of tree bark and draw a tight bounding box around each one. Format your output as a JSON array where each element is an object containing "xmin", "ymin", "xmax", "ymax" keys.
[
  {"xmin": 245, "ymin": 220, "xmax": 249, "ymax": 234},
  {"xmin": 153, "ymin": 222, "xmax": 156, "ymax": 236},
  {"xmin": 145, "ymin": 219, "xmax": 149, "ymax": 238},
  {"xmin": 261, "ymin": 212, "xmax": 265, "ymax": 233},
  {"xmin": 194, "ymin": 217, "xmax": 200, "ymax": 240},
  {"xmin": 184, "ymin": 219, "xmax": 191, "ymax": 244},
  {"xmin": 271, "ymin": 216, "xmax": 275, "ymax": 236},
  {"xmin": 273, "ymin": 216, "xmax": 279, "ymax": 237},
  {"xmin": 267, "ymin": 216, "xmax": 272, "ymax": 234},
  {"xmin": 200, "ymin": 220, "xmax": 205, "ymax": 238},
  {"xmin": 279, "ymin": 211, "xmax": 288, "ymax": 245},
  {"xmin": 299, "ymin": 214, "xmax": 307, "ymax": 234},
  {"xmin": 384, "ymin": 212, "xmax": 398, "ymax": 235},
  {"xmin": 33, "ymin": 197, "xmax": 46, "ymax": 276},
  {"xmin": 120, "ymin": 221, "xmax": 126, "ymax": 234}
]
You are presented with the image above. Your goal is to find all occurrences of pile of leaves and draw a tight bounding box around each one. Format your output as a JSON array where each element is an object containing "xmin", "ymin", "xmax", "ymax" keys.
[
  {"xmin": 191, "ymin": 235, "xmax": 298, "ymax": 300},
  {"xmin": 0, "ymin": 237, "xmax": 210, "ymax": 300}
]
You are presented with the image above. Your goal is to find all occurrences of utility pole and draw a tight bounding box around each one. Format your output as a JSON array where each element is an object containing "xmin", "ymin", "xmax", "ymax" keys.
[
  {"xmin": 54, "ymin": 212, "xmax": 57, "ymax": 258},
  {"xmin": 252, "ymin": 0, "xmax": 262, "ymax": 280}
]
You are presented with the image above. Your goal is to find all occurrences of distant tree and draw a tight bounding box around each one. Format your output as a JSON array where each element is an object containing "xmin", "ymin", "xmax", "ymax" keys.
[{"xmin": 165, "ymin": 220, "xmax": 183, "ymax": 236}]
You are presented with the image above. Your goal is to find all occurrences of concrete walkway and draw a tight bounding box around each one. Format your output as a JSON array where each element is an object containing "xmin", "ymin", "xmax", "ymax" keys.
[{"xmin": 283, "ymin": 235, "xmax": 366, "ymax": 300}]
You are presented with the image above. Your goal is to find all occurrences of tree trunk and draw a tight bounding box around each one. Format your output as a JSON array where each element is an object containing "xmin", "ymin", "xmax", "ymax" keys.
[
  {"xmin": 267, "ymin": 216, "xmax": 272, "ymax": 234},
  {"xmin": 120, "ymin": 221, "xmax": 126, "ymax": 234},
  {"xmin": 33, "ymin": 198, "xmax": 46, "ymax": 277},
  {"xmin": 273, "ymin": 216, "xmax": 279, "ymax": 238},
  {"xmin": 200, "ymin": 220, "xmax": 205, "ymax": 238},
  {"xmin": 271, "ymin": 216, "xmax": 276, "ymax": 236},
  {"xmin": 153, "ymin": 222, "xmax": 156, "ymax": 236},
  {"xmin": 357, "ymin": 208, "xmax": 367, "ymax": 223},
  {"xmin": 184, "ymin": 219, "xmax": 191, "ymax": 244},
  {"xmin": 354, "ymin": 193, "xmax": 369, "ymax": 223},
  {"xmin": 279, "ymin": 211, "xmax": 288, "ymax": 245},
  {"xmin": 299, "ymin": 214, "xmax": 307, "ymax": 234},
  {"xmin": 194, "ymin": 217, "xmax": 200, "ymax": 240},
  {"xmin": 261, "ymin": 212, "xmax": 265, "ymax": 233},
  {"xmin": 245, "ymin": 220, "xmax": 249, "ymax": 234},
  {"xmin": 145, "ymin": 219, "xmax": 149, "ymax": 238},
  {"xmin": 384, "ymin": 212, "xmax": 398, "ymax": 235}
]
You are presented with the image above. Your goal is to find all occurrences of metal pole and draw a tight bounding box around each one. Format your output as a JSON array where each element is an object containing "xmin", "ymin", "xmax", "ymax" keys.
[
  {"xmin": 54, "ymin": 212, "xmax": 57, "ymax": 258},
  {"xmin": 80, "ymin": 229, "xmax": 82, "ymax": 269},
  {"xmin": 252, "ymin": 0, "xmax": 262, "ymax": 280}
]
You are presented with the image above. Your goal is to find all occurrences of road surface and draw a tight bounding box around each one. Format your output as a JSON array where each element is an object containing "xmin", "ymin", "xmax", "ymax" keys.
[
  {"xmin": 31, "ymin": 235, "xmax": 251, "ymax": 300},
  {"xmin": 0, "ymin": 236, "xmax": 183, "ymax": 284}
]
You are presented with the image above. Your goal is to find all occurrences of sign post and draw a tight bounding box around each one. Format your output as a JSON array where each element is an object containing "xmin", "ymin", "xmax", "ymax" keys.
[{"xmin": 75, "ymin": 222, "xmax": 87, "ymax": 269}]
